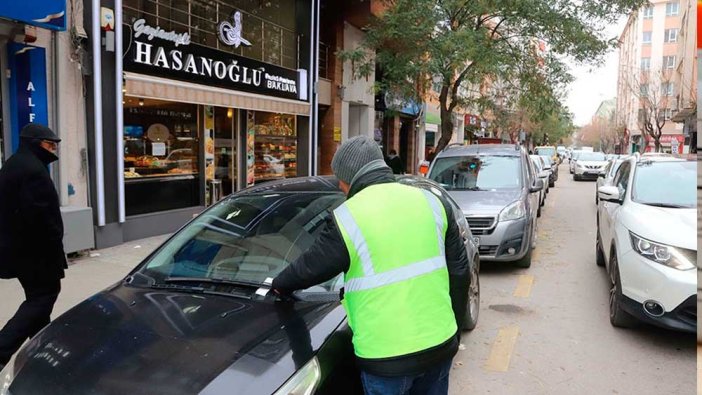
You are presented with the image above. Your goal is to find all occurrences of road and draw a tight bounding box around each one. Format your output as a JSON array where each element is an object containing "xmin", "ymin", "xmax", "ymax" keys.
[{"xmin": 449, "ymin": 164, "xmax": 696, "ymax": 395}]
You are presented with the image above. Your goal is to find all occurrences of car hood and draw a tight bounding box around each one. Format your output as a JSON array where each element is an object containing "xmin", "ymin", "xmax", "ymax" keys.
[
  {"xmin": 623, "ymin": 204, "xmax": 696, "ymax": 250},
  {"xmin": 447, "ymin": 188, "xmax": 522, "ymax": 215},
  {"xmin": 576, "ymin": 160, "xmax": 608, "ymax": 167},
  {"xmin": 9, "ymin": 284, "xmax": 344, "ymax": 395}
]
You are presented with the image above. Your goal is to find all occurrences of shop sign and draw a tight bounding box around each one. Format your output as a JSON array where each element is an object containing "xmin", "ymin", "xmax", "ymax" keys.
[
  {"xmin": 132, "ymin": 19, "xmax": 190, "ymax": 47},
  {"xmin": 124, "ymin": 22, "xmax": 307, "ymax": 102},
  {"xmin": 7, "ymin": 43, "xmax": 49, "ymax": 153},
  {"xmin": 464, "ymin": 114, "xmax": 480, "ymax": 126},
  {"xmin": 646, "ymin": 134, "xmax": 684, "ymax": 153},
  {"xmin": 333, "ymin": 127, "xmax": 342, "ymax": 142},
  {"xmin": 0, "ymin": 1, "xmax": 66, "ymax": 31},
  {"xmin": 217, "ymin": 11, "xmax": 252, "ymax": 48}
]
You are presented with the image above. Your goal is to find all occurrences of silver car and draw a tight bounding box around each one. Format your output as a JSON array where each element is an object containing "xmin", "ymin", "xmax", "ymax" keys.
[
  {"xmin": 595, "ymin": 158, "xmax": 624, "ymax": 204},
  {"xmin": 427, "ymin": 144, "xmax": 544, "ymax": 268}
]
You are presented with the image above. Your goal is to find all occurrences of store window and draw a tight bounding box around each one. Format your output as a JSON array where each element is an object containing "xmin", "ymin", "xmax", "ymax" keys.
[
  {"xmin": 246, "ymin": 111, "xmax": 297, "ymax": 185},
  {"xmin": 123, "ymin": 98, "xmax": 201, "ymax": 216}
]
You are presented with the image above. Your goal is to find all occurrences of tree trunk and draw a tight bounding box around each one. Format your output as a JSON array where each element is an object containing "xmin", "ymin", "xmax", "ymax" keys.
[{"xmin": 436, "ymin": 107, "xmax": 454, "ymax": 152}]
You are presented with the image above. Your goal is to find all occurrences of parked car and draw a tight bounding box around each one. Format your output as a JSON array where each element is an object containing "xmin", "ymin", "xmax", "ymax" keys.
[
  {"xmin": 540, "ymin": 156, "xmax": 558, "ymax": 187},
  {"xmin": 572, "ymin": 151, "xmax": 608, "ymax": 181},
  {"xmin": 530, "ymin": 155, "xmax": 550, "ymax": 213},
  {"xmin": 0, "ymin": 175, "xmax": 480, "ymax": 395},
  {"xmin": 568, "ymin": 150, "xmax": 583, "ymax": 173},
  {"xmin": 428, "ymin": 144, "xmax": 543, "ymax": 268},
  {"xmin": 595, "ymin": 158, "xmax": 625, "ymax": 204},
  {"xmin": 534, "ymin": 146, "xmax": 559, "ymax": 165},
  {"xmin": 556, "ymin": 146, "xmax": 566, "ymax": 162},
  {"xmin": 596, "ymin": 155, "xmax": 696, "ymax": 332}
]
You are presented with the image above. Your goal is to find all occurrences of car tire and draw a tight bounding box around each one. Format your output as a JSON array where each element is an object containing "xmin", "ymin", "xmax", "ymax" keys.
[
  {"xmin": 537, "ymin": 205, "xmax": 541, "ymax": 217},
  {"xmin": 515, "ymin": 247, "xmax": 532, "ymax": 268},
  {"xmin": 595, "ymin": 228, "xmax": 605, "ymax": 267},
  {"xmin": 608, "ymin": 251, "xmax": 636, "ymax": 328},
  {"xmin": 549, "ymin": 180, "xmax": 555, "ymax": 187},
  {"xmin": 462, "ymin": 258, "xmax": 480, "ymax": 331}
]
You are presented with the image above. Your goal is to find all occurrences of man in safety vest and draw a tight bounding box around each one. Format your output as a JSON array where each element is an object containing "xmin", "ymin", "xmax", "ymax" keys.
[{"xmin": 273, "ymin": 136, "xmax": 470, "ymax": 395}]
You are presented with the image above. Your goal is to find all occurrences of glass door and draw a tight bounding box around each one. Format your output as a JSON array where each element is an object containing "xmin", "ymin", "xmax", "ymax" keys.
[{"xmin": 213, "ymin": 107, "xmax": 237, "ymax": 198}]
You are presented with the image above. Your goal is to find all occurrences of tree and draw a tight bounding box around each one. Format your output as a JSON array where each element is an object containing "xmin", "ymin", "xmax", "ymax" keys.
[
  {"xmin": 340, "ymin": 0, "xmax": 647, "ymax": 152},
  {"xmin": 626, "ymin": 68, "xmax": 673, "ymax": 152}
]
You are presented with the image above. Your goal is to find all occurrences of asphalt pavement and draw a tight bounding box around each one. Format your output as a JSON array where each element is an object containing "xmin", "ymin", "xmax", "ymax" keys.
[{"xmin": 449, "ymin": 164, "xmax": 696, "ymax": 394}]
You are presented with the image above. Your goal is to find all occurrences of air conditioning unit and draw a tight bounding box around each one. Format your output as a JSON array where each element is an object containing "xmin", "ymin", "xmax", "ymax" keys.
[{"xmin": 61, "ymin": 206, "xmax": 95, "ymax": 253}]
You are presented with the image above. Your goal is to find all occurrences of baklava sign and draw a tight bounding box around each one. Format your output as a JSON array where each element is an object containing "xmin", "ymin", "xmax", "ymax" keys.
[{"xmin": 123, "ymin": 19, "xmax": 308, "ymax": 102}]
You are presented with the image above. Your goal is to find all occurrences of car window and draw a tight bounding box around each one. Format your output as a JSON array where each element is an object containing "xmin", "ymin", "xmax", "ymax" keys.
[
  {"xmin": 632, "ymin": 161, "xmax": 695, "ymax": 208},
  {"xmin": 608, "ymin": 160, "xmax": 623, "ymax": 177},
  {"xmin": 536, "ymin": 147, "xmax": 555, "ymax": 157},
  {"xmin": 428, "ymin": 155, "xmax": 523, "ymax": 190},
  {"xmin": 530, "ymin": 157, "xmax": 542, "ymax": 172},
  {"xmin": 137, "ymin": 192, "xmax": 346, "ymax": 292},
  {"xmin": 525, "ymin": 155, "xmax": 535, "ymax": 182},
  {"xmin": 613, "ymin": 161, "xmax": 631, "ymax": 195}
]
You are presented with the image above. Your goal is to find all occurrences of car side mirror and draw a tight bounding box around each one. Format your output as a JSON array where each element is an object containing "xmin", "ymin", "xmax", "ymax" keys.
[
  {"xmin": 538, "ymin": 171, "xmax": 549, "ymax": 178},
  {"xmin": 598, "ymin": 185, "xmax": 622, "ymax": 204},
  {"xmin": 529, "ymin": 179, "xmax": 544, "ymax": 193}
]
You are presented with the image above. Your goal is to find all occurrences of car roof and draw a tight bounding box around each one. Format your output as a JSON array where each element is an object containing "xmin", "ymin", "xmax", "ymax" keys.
[
  {"xmin": 437, "ymin": 144, "xmax": 522, "ymax": 157},
  {"xmin": 235, "ymin": 174, "xmax": 435, "ymax": 196}
]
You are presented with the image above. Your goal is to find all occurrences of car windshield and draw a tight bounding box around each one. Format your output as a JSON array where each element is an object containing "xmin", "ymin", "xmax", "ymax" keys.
[
  {"xmin": 577, "ymin": 152, "xmax": 607, "ymax": 161},
  {"xmin": 541, "ymin": 156, "xmax": 553, "ymax": 166},
  {"xmin": 429, "ymin": 155, "xmax": 522, "ymax": 190},
  {"xmin": 632, "ymin": 161, "xmax": 696, "ymax": 208},
  {"xmin": 536, "ymin": 147, "xmax": 555, "ymax": 156},
  {"xmin": 135, "ymin": 192, "xmax": 346, "ymax": 292}
]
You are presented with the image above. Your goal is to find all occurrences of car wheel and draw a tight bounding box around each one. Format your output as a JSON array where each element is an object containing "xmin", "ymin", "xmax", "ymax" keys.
[
  {"xmin": 608, "ymin": 251, "xmax": 636, "ymax": 328},
  {"xmin": 549, "ymin": 180, "xmax": 555, "ymax": 187},
  {"xmin": 515, "ymin": 224, "xmax": 535, "ymax": 269},
  {"xmin": 595, "ymin": 228, "xmax": 605, "ymax": 267},
  {"xmin": 462, "ymin": 258, "xmax": 480, "ymax": 331}
]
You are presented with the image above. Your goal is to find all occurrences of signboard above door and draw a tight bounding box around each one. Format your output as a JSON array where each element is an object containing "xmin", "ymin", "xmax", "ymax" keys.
[{"xmin": 0, "ymin": 1, "xmax": 66, "ymax": 31}]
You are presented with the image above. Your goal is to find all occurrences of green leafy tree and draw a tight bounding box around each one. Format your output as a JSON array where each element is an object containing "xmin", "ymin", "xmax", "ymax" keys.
[{"xmin": 340, "ymin": 0, "xmax": 646, "ymax": 152}]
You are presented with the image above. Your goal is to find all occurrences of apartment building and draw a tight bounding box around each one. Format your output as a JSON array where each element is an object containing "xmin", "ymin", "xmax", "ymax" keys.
[
  {"xmin": 670, "ymin": 0, "xmax": 697, "ymax": 151},
  {"xmin": 616, "ymin": 0, "xmax": 690, "ymax": 153}
]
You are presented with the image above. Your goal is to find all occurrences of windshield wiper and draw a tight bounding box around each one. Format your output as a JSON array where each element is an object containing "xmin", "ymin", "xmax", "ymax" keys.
[
  {"xmin": 642, "ymin": 202, "xmax": 690, "ymax": 209},
  {"xmin": 164, "ymin": 277, "xmax": 264, "ymax": 289}
]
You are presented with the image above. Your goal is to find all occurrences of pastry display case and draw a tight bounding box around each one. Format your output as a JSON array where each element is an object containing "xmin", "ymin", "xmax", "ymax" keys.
[{"xmin": 252, "ymin": 112, "xmax": 297, "ymax": 182}]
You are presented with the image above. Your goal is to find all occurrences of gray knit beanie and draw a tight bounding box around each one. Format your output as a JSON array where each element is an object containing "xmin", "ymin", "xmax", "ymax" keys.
[{"xmin": 331, "ymin": 136, "xmax": 387, "ymax": 185}]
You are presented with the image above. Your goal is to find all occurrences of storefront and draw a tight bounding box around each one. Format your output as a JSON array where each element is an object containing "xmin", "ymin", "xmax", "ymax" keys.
[{"xmin": 86, "ymin": 0, "xmax": 316, "ymax": 247}]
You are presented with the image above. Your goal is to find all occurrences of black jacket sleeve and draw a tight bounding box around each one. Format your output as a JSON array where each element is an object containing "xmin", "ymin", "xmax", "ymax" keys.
[
  {"xmin": 438, "ymin": 195, "xmax": 471, "ymax": 329},
  {"xmin": 272, "ymin": 216, "xmax": 350, "ymax": 293}
]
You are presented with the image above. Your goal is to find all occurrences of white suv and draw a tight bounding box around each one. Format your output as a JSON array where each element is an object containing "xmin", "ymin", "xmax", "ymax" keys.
[{"xmin": 596, "ymin": 155, "xmax": 696, "ymax": 332}]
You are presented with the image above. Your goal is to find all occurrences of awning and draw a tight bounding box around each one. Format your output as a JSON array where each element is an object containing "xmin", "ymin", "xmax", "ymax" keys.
[
  {"xmin": 125, "ymin": 72, "xmax": 310, "ymax": 116},
  {"xmin": 426, "ymin": 112, "xmax": 441, "ymax": 125}
]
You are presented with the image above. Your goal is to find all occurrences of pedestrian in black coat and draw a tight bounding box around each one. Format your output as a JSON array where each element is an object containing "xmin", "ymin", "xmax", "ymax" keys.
[
  {"xmin": 385, "ymin": 149, "xmax": 404, "ymax": 174},
  {"xmin": 0, "ymin": 124, "xmax": 66, "ymax": 368}
]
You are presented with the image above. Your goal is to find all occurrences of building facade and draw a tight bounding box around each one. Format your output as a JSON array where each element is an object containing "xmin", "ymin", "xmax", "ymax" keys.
[
  {"xmin": 616, "ymin": 0, "xmax": 691, "ymax": 154},
  {"xmin": 84, "ymin": 0, "xmax": 319, "ymax": 248},
  {"xmin": 670, "ymin": 0, "xmax": 697, "ymax": 151}
]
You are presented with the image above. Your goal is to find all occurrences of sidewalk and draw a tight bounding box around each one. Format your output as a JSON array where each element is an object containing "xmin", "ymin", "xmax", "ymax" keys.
[{"xmin": 0, "ymin": 234, "xmax": 169, "ymax": 324}]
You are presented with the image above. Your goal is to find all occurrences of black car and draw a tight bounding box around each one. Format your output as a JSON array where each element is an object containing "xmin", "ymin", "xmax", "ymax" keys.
[{"xmin": 0, "ymin": 176, "xmax": 480, "ymax": 395}]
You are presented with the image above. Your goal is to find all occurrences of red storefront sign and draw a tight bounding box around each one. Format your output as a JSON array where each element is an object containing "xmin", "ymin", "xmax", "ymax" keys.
[
  {"xmin": 465, "ymin": 114, "xmax": 480, "ymax": 126},
  {"xmin": 645, "ymin": 134, "xmax": 684, "ymax": 153}
]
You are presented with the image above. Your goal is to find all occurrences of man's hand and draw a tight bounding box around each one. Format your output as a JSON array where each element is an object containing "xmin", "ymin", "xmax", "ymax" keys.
[{"xmin": 271, "ymin": 287, "xmax": 298, "ymax": 303}]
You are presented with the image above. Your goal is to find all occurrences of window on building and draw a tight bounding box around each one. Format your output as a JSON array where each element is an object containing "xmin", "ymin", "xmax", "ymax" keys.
[
  {"xmin": 642, "ymin": 31, "xmax": 652, "ymax": 44},
  {"xmin": 662, "ymin": 55, "xmax": 676, "ymax": 69},
  {"xmin": 642, "ymin": 6, "xmax": 654, "ymax": 19},
  {"xmin": 639, "ymin": 84, "xmax": 649, "ymax": 97},
  {"xmin": 663, "ymin": 108, "xmax": 674, "ymax": 120},
  {"xmin": 640, "ymin": 57, "xmax": 651, "ymax": 70},
  {"xmin": 664, "ymin": 28, "xmax": 678, "ymax": 42},
  {"xmin": 665, "ymin": 2, "xmax": 679, "ymax": 16},
  {"xmin": 638, "ymin": 109, "xmax": 647, "ymax": 123},
  {"xmin": 661, "ymin": 82, "xmax": 674, "ymax": 96}
]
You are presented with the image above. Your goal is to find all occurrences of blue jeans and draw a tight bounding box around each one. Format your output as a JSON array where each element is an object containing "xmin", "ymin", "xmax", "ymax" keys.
[{"xmin": 360, "ymin": 358, "xmax": 453, "ymax": 395}]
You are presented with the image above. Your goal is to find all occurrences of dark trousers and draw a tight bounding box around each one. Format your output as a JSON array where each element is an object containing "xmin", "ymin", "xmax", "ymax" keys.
[
  {"xmin": 360, "ymin": 358, "xmax": 453, "ymax": 395},
  {"xmin": 0, "ymin": 278, "xmax": 61, "ymax": 365}
]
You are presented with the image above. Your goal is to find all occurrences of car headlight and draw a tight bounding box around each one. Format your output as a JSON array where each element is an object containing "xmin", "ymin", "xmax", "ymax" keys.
[
  {"xmin": 499, "ymin": 200, "xmax": 526, "ymax": 221},
  {"xmin": 576, "ymin": 163, "xmax": 584, "ymax": 168},
  {"xmin": 273, "ymin": 357, "xmax": 321, "ymax": 395},
  {"xmin": 0, "ymin": 362, "xmax": 14, "ymax": 395},
  {"xmin": 629, "ymin": 232, "xmax": 695, "ymax": 270}
]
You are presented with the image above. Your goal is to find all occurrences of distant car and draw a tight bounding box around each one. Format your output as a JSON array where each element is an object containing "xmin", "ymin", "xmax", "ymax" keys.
[
  {"xmin": 428, "ymin": 144, "xmax": 543, "ymax": 268},
  {"xmin": 0, "ymin": 175, "xmax": 481, "ymax": 394},
  {"xmin": 641, "ymin": 152, "xmax": 674, "ymax": 158},
  {"xmin": 595, "ymin": 158, "xmax": 624, "ymax": 204},
  {"xmin": 596, "ymin": 156, "xmax": 696, "ymax": 333},
  {"xmin": 540, "ymin": 156, "xmax": 558, "ymax": 187},
  {"xmin": 530, "ymin": 155, "xmax": 550, "ymax": 214},
  {"xmin": 534, "ymin": 146, "xmax": 559, "ymax": 165},
  {"xmin": 572, "ymin": 151, "xmax": 608, "ymax": 181},
  {"xmin": 580, "ymin": 146, "xmax": 594, "ymax": 152},
  {"xmin": 569, "ymin": 150, "xmax": 583, "ymax": 173}
]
